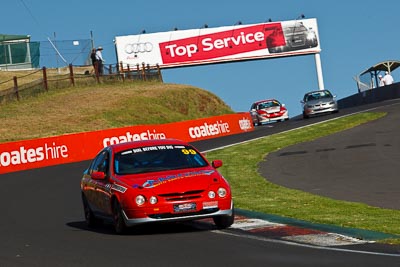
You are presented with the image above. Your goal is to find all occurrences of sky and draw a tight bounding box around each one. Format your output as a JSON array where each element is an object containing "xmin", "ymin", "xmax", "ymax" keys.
[{"xmin": 3, "ymin": 0, "xmax": 400, "ymax": 116}]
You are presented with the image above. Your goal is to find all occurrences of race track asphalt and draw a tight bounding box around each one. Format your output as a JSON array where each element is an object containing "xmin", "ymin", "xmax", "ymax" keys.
[
  {"xmin": 259, "ymin": 100, "xmax": 400, "ymax": 210},
  {"xmin": 1, "ymin": 100, "xmax": 400, "ymax": 266}
]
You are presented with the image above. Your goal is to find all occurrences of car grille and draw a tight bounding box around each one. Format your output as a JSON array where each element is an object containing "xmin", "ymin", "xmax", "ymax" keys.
[
  {"xmin": 312, "ymin": 103, "xmax": 331, "ymax": 109},
  {"xmin": 290, "ymin": 36, "xmax": 306, "ymax": 47},
  {"xmin": 148, "ymin": 208, "xmax": 219, "ymax": 219},
  {"xmin": 158, "ymin": 190, "xmax": 204, "ymax": 201}
]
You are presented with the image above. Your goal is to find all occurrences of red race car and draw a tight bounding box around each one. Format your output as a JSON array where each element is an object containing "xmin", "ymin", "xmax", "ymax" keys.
[
  {"xmin": 249, "ymin": 99, "xmax": 289, "ymax": 126},
  {"xmin": 80, "ymin": 139, "xmax": 234, "ymax": 234}
]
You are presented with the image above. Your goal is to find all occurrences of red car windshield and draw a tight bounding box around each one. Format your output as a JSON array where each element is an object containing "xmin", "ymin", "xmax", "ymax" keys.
[{"xmin": 114, "ymin": 144, "xmax": 208, "ymax": 175}]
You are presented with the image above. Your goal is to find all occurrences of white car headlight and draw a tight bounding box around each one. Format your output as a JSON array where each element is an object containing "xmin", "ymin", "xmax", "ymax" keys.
[
  {"xmin": 208, "ymin": 191, "xmax": 216, "ymax": 199},
  {"xmin": 307, "ymin": 32, "xmax": 316, "ymax": 40},
  {"xmin": 149, "ymin": 196, "xmax": 158, "ymax": 205},
  {"xmin": 135, "ymin": 195, "xmax": 146, "ymax": 206},
  {"xmin": 218, "ymin": 188, "xmax": 227, "ymax": 198}
]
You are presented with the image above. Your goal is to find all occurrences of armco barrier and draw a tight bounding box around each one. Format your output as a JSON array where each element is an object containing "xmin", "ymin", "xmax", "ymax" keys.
[
  {"xmin": 338, "ymin": 82, "xmax": 400, "ymax": 109},
  {"xmin": 0, "ymin": 113, "xmax": 253, "ymax": 174}
]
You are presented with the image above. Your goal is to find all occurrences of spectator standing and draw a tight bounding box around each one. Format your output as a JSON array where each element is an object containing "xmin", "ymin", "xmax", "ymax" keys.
[
  {"xmin": 90, "ymin": 48, "xmax": 97, "ymax": 73},
  {"xmin": 378, "ymin": 74, "xmax": 384, "ymax": 87},
  {"xmin": 95, "ymin": 46, "xmax": 104, "ymax": 75},
  {"xmin": 382, "ymin": 71, "xmax": 394, "ymax": 85}
]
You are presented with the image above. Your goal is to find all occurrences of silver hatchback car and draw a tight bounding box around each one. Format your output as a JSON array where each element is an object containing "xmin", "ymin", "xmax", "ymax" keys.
[{"xmin": 301, "ymin": 89, "xmax": 339, "ymax": 119}]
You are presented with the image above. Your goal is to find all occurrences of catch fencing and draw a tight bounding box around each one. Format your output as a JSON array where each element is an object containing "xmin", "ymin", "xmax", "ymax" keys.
[{"xmin": 0, "ymin": 39, "xmax": 93, "ymax": 70}]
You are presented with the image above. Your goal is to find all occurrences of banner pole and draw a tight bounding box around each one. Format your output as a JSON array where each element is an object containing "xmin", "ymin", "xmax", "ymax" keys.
[{"xmin": 314, "ymin": 53, "xmax": 325, "ymax": 90}]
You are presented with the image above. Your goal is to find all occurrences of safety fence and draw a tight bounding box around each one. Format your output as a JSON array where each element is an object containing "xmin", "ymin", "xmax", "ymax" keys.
[
  {"xmin": 0, "ymin": 63, "xmax": 163, "ymax": 104},
  {"xmin": 0, "ymin": 38, "xmax": 92, "ymax": 70}
]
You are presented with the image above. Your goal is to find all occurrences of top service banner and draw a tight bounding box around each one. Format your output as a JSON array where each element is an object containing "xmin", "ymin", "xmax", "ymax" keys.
[{"xmin": 115, "ymin": 18, "xmax": 320, "ymax": 69}]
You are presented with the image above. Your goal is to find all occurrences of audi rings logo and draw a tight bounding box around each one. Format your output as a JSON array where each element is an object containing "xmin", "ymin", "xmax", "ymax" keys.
[{"xmin": 125, "ymin": 42, "xmax": 153, "ymax": 54}]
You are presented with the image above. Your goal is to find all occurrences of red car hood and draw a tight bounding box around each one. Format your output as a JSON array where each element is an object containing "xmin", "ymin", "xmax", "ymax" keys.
[{"xmin": 115, "ymin": 167, "xmax": 222, "ymax": 193}]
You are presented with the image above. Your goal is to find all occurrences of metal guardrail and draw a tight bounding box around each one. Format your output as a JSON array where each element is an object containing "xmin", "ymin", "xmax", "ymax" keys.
[{"xmin": 338, "ymin": 82, "xmax": 400, "ymax": 109}]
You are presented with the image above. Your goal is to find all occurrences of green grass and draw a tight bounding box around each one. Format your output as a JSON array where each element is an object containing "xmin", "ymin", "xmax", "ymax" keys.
[{"xmin": 206, "ymin": 112, "xmax": 400, "ymax": 244}]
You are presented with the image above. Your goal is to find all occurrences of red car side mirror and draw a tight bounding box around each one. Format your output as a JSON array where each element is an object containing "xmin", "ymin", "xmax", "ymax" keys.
[
  {"xmin": 91, "ymin": 171, "xmax": 106, "ymax": 180},
  {"xmin": 212, "ymin": 160, "xmax": 223, "ymax": 168}
]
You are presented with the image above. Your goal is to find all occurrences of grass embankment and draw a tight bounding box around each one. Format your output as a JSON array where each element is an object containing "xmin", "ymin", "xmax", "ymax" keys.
[
  {"xmin": 0, "ymin": 81, "xmax": 233, "ymax": 142},
  {"xmin": 206, "ymin": 112, "xmax": 400, "ymax": 244}
]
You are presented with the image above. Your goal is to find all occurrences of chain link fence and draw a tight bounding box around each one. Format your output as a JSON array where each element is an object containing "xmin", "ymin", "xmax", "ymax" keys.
[
  {"xmin": 0, "ymin": 39, "xmax": 93, "ymax": 70},
  {"xmin": 37, "ymin": 39, "xmax": 93, "ymax": 68}
]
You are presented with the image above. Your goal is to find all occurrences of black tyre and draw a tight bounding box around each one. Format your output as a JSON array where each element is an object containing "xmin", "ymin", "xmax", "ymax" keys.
[
  {"xmin": 112, "ymin": 200, "xmax": 127, "ymax": 234},
  {"xmin": 82, "ymin": 193, "xmax": 97, "ymax": 228},
  {"xmin": 213, "ymin": 208, "xmax": 235, "ymax": 229}
]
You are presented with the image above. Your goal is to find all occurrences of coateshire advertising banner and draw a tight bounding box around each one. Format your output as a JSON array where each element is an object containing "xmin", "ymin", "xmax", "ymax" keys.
[
  {"xmin": 115, "ymin": 18, "xmax": 320, "ymax": 69},
  {"xmin": 0, "ymin": 113, "xmax": 253, "ymax": 174}
]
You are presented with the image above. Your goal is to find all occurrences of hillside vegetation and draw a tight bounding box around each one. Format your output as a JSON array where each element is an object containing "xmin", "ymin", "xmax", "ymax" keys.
[{"xmin": 0, "ymin": 78, "xmax": 234, "ymax": 143}]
